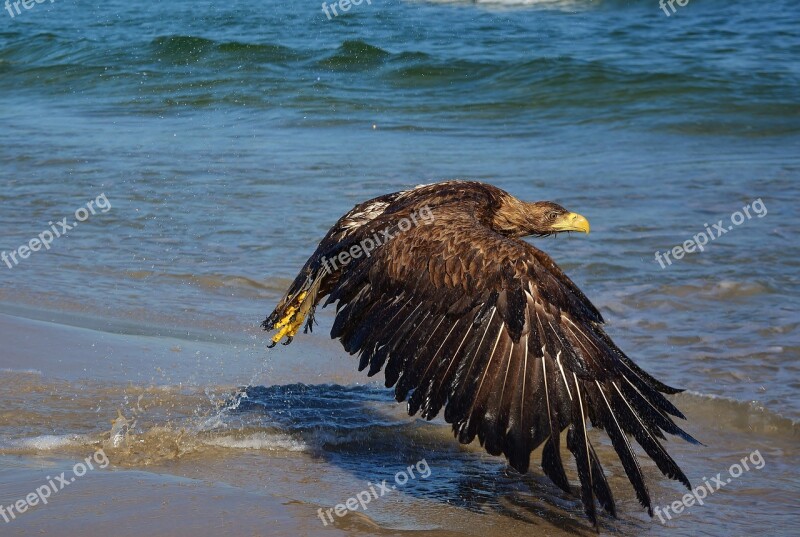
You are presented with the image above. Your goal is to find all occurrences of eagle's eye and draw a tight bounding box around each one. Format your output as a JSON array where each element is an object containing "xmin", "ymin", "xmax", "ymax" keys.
[{"xmin": 546, "ymin": 210, "xmax": 560, "ymax": 220}]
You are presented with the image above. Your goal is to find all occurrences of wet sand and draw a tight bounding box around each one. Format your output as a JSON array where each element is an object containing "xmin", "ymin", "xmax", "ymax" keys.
[{"xmin": 1, "ymin": 308, "xmax": 798, "ymax": 537}]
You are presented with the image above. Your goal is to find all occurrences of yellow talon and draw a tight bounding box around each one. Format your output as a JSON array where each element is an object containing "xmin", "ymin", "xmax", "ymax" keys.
[
  {"xmin": 271, "ymin": 290, "xmax": 312, "ymax": 344},
  {"xmin": 272, "ymin": 324, "xmax": 291, "ymax": 343},
  {"xmin": 271, "ymin": 314, "xmax": 305, "ymax": 343},
  {"xmin": 276, "ymin": 308, "xmax": 297, "ymax": 328},
  {"xmin": 275, "ymin": 292, "xmax": 309, "ymax": 329},
  {"xmin": 287, "ymin": 316, "xmax": 305, "ymax": 338}
]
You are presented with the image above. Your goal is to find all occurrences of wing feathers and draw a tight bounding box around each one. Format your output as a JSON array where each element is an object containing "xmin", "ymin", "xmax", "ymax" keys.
[
  {"xmin": 315, "ymin": 208, "xmax": 695, "ymax": 525},
  {"xmin": 593, "ymin": 380, "xmax": 653, "ymax": 514},
  {"xmin": 541, "ymin": 353, "xmax": 572, "ymax": 492},
  {"xmin": 567, "ymin": 373, "xmax": 599, "ymax": 527},
  {"xmin": 610, "ymin": 382, "xmax": 692, "ymax": 490},
  {"xmin": 504, "ymin": 335, "xmax": 535, "ymax": 472}
]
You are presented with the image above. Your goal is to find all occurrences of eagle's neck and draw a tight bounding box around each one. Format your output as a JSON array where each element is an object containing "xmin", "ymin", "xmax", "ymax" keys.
[{"xmin": 491, "ymin": 195, "xmax": 535, "ymax": 237}]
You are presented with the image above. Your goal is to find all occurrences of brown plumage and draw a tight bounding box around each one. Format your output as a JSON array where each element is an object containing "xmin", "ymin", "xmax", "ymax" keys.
[{"xmin": 262, "ymin": 180, "xmax": 698, "ymax": 528}]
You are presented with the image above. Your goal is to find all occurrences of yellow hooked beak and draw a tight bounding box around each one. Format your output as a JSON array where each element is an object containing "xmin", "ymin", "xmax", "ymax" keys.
[{"xmin": 551, "ymin": 212, "xmax": 590, "ymax": 234}]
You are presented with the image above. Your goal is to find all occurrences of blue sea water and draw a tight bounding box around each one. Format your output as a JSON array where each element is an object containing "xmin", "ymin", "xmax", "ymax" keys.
[{"xmin": 0, "ymin": 1, "xmax": 798, "ymax": 535}]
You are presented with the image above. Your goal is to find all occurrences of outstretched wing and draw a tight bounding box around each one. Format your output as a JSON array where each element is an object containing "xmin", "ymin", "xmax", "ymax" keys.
[{"xmin": 324, "ymin": 210, "xmax": 698, "ymax": 525}]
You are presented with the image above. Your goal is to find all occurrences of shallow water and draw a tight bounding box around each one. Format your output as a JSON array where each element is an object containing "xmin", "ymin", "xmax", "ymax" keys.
[{"xmin": 1, "ymin": 0, "xmax": 799, "ymax": 535}]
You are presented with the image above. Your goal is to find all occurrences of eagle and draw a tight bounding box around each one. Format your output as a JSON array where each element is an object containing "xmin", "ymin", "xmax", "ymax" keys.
[{"xmin": 262, "ymin": 180, "xmax": 697, "ymax": 527}]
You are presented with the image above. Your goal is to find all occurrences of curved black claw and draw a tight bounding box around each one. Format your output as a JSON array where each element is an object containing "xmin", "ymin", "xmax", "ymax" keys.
[
  {"xmin": 282, "ymin": 336, "xmax": 293, "ymax": 346},
  {"xmin": 267, "ymin": 341, "xmax": 277, "ymax": 348}
]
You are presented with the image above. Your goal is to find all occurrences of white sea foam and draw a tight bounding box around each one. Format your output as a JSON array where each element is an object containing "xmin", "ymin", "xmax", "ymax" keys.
[
  {"xmin": 0, "ymin": 368, "xmax": 42, "ymax": 375},
  {"xmin": 204, "ymin": 432, "xmax": 308, "ymax": 452},
  {"xmin": 14, "ymin": 434, "xmax": 87, "ymax": 451}
]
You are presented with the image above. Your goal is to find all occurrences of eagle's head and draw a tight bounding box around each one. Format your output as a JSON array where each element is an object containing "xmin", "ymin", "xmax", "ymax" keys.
[{"xmin": 493, "ymin": 196, "xmax": 590, "ymax": 238}]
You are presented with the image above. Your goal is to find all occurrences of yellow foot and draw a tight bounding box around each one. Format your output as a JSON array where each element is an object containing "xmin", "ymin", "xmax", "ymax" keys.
[{"xmin": 269, "ymin": 292, "xmax": 308, "ymax": 347}]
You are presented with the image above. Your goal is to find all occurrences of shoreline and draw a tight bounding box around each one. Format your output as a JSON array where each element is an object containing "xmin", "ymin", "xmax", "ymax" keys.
[{"xmin": 0, "ymin": 305, "xmax": 798, "ymax": 536}]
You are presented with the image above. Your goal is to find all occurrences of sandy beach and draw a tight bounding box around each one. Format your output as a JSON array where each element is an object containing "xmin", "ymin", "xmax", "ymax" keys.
[{"xmin": 1, "ymin": 305, "xmax": 797, "ymax": 536}]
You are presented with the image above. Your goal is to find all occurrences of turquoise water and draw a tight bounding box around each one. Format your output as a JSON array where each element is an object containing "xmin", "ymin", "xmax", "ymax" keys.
[{"xmin": 1, "ymin": 1, "xmax": 799, "ymax": 535}]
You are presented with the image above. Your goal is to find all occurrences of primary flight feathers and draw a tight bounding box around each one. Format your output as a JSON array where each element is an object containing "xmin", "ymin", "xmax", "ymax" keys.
[{"xmin": 263, "ymin": 180, "xmax": 697, "ymax": 527}]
